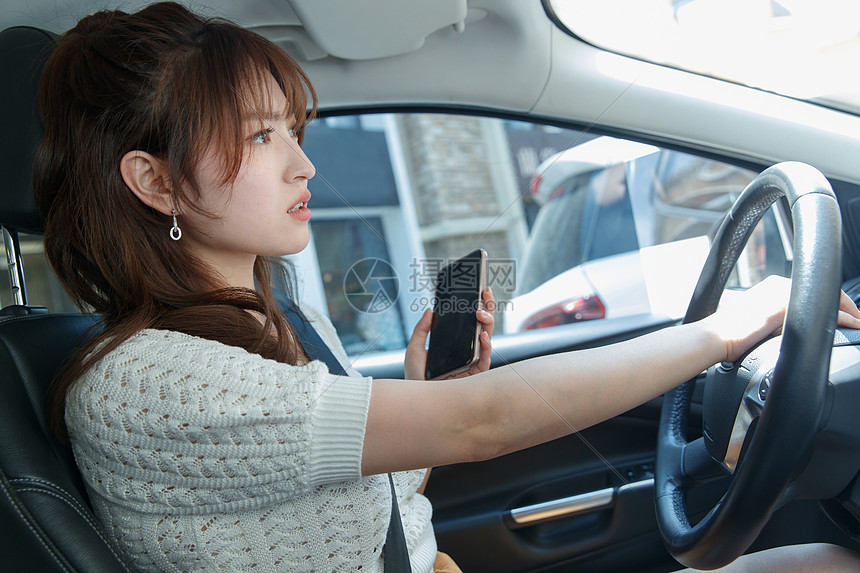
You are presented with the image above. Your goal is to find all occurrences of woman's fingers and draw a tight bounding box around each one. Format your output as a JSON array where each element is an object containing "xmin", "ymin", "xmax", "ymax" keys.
[
  {"xmin": 408, "ymin": 308, "xmax": 433, "ymax": 345},
  {"xmin": 403, "ymin": 309, "xmax": 433, "ymax": 380},
  {"xmin": 838, "ymin": 290, "xmax": 860, "ymax": 327},
  {"xmin": 449, "ymin": 288, "xmax": 496, "ymax": 378},
  {"xmin": 837, "ymin": 309, "xmax": 860, "ymax": 329},
  {"xmin": 481, "ymin": 286, "xmax": 496, "ymax": 314},
  {"xmin": 473, "ymin": 320, "xmax": 493, "ymax": 372},
  {"xmin": 475, "ymin": 287, "xmax": 495, "ymax": 371}
]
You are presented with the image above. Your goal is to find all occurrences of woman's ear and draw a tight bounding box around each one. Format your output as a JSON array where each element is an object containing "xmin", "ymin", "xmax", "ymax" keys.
[{"xmin": 120, "ymin": 150, "xmax": 175, "ymax": 215}]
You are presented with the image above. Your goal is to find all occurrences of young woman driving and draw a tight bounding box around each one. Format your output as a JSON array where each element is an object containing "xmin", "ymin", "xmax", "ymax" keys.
[{"xmin": 34, "ymin": 3, "xmax": 860, "ymax": 572}]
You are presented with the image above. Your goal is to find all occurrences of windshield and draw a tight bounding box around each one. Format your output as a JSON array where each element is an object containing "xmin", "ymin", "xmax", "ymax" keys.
[{"xmin": 548, "ymin": 0, "xmax": 860, "ymax": 115}]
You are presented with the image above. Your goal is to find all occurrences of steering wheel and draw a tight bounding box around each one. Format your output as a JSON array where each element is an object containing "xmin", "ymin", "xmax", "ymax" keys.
[{"xmin": 655, "ymin": 162, "xmax": 844, "ymax": 569}]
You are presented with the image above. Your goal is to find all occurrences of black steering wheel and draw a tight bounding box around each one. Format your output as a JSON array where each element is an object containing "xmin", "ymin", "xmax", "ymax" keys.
[{"xmin": 655, "ymin": 162, "xmax": 844, "ymax": 569}]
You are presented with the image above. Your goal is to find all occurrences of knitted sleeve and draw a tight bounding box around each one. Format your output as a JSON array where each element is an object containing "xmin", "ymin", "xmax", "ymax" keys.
[{"xmin": 66, "ymin": 328, "xmax": 372, "ymax": 515}]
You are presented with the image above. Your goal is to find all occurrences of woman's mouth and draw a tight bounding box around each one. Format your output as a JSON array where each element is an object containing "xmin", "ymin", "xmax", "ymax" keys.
[{"xmin": 287, "ymin": 201, "xmax": 311, "ymax": 221}]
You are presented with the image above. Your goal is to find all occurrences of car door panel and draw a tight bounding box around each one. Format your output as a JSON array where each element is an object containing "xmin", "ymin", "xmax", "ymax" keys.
[{"xmin": 425, "ymin": 407, "xmax": 705, "ymax": 572}]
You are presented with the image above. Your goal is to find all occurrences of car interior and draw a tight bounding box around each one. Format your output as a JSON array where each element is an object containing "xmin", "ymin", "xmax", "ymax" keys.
[{"xmin": 3, "ymin": 1, "xmax": 860, "ymax": 572}]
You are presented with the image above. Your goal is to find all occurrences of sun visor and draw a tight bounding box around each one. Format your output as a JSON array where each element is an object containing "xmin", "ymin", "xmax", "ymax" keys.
[{"xmin": 286, "ymin": 0, "xmax": 467, "ymax": 60}]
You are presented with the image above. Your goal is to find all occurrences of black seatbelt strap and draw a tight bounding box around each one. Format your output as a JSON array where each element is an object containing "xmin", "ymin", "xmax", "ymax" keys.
[
  {"xmin": 281, "ymin": 302, "xmax": 349, "ymax": 376},
  {"xmin": 385, "ymin": 473, "xmax": 412, "ymax": 572},
  {"xmin": 281, "ymin": 302, "xmax": 412, "ymax": 572}
]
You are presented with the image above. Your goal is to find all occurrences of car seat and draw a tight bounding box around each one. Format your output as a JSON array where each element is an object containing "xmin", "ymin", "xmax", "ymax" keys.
[{"xmin": 0, "ymin": 25, "xmax": 131, "ymax": 571}]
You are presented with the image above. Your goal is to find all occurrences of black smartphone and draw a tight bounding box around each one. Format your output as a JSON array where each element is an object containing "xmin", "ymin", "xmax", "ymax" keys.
[{"xmin": 425, "ymin": 248, "xmax": 488, "ymax": 380}]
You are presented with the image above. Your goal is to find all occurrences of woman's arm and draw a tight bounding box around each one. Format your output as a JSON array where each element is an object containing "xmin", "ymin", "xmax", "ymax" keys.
[
  {"xmin": 363, "ymin": 317, "xmax": 722, "ymax": 475},
  {"xmin": 361, "ymin": 276, "xmax": 860, "ymax": 476}
]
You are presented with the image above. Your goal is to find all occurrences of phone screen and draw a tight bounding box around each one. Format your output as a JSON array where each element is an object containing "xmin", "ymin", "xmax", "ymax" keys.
[{"xmin": 425, "ymin": 249, "xmax": 487, "ymax": 380}]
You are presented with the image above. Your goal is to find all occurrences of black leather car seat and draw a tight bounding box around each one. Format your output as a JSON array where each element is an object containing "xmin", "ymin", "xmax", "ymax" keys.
[{"xmin": 0, "ymin": 26, "xmax": 131, "ymax": 571}]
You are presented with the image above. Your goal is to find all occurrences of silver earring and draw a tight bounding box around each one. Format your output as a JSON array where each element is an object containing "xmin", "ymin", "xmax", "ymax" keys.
[{"xmin": 170, "ymin": 209, "xmax": 182, "ymax": 241}]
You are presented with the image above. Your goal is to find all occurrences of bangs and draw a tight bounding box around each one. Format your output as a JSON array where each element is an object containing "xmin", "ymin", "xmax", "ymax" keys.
[
  {"xmin": 154, "ymin": 20, "xmax": 317, "ymax": 193},
  {"xmin": 233, "ymin": 52, "xmax": 312, "ymax": 140},
  {"xmin": 236, "ymin": 68, "xmax": 300, "ymax": 142}
]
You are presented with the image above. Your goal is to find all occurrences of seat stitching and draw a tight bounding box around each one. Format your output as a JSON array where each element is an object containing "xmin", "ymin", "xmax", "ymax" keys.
[
  {"xmin": 0, "ymin": 475, "xmax": 72, "ymax": 572},
  {"xmin": 15, "ymin": 486, "xmax": 132, "ymax": 572},
  {"xmin": 10, "ymin": 477, "xmax": 94, "ymax": 522},
  {"xmin": 11, "ymin": 478, "xmax": 100, "ymax": 531}
]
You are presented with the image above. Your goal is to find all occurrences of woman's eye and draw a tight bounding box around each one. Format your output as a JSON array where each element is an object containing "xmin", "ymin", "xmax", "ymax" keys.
[{"xmin": 250, "ymin": 127, "xmax": 275, "ymax": 144}]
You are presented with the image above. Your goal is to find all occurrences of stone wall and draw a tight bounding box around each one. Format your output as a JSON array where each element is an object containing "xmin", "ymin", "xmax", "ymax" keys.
[{"xmin": 400, "ymin": 114, "xmax": 501, "ymax": 226}]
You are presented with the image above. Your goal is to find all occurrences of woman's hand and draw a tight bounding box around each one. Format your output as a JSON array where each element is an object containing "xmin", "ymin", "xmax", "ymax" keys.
[
  {"xmin": 403, "ymin": 287, "xmax": 495, "ymax": 380},
  {"xmin": 449, "ymin": 287, "xmax": 495, "ymax": 379},
  {"xmin": 702, "ymin": 276, "xmax": 860, "ymax": 363}
]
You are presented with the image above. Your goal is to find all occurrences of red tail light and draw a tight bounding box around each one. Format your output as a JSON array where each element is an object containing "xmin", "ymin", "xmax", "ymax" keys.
[
  {"xmin": 530, "ymin": 173, "xmax": 542, "ymax": 197},
  {"xmin": 523, "ymin": 295, "xmax": 606, "ymax": 330}
]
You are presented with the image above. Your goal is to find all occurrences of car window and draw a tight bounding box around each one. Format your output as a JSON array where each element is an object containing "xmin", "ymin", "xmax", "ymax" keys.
[
  {"xmin": 549, "ymin": 0, "xmax": 860, "ymax": 117},
  {"xmin": 292, "ymin": 114, "xmax": 790, "ymax": 349},
  {"xmin": 508, "ymin": 137, "xmax": 789, "ymax": 332},
  {"xmin": 0, "ymin": 232, "xmax": 77, "ymax": 312},
  {"xmin": 4, "ymin": 113, "xmax": 790, "ymax": 354}
]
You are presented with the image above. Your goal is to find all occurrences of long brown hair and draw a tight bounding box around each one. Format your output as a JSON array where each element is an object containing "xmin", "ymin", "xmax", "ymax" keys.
[{"xmin": 33, "ymin": 2, "xmax": 317, "ymax": 439}]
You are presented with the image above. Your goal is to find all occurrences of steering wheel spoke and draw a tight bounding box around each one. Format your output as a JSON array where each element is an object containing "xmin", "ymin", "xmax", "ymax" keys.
[
  {"xmin": 683, "ymin": 437, "xmax": 731, "ymax": 482},
  {"xmin": 721, "ymin": 364, "xmax": 770, "ymax": 472}
]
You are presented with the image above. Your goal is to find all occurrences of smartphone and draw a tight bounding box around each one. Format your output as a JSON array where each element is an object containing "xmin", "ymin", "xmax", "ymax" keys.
[{"xmin": 425, "ymin": 248, "xmax": 488, "ymax": 380}]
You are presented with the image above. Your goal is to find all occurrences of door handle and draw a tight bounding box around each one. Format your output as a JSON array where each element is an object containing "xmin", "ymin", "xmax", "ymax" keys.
[{"xmin": 507, "ymin": 478, "xmax": 653, "ymax": 528}]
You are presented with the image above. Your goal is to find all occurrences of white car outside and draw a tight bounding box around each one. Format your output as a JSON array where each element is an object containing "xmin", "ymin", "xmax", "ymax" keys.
[
  {"xmin": 503, "ymin": 236, "xmax": 710, "ymax": 333},
  {"xmin": 530, "ymin": 137, "xmax": 658, "ymax": 205}
]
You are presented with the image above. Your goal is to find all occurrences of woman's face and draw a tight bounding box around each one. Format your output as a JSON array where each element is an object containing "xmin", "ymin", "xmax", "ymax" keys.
[{"xmin": 180, "ymin": 74, "xmax": 316, "ymax": 288}]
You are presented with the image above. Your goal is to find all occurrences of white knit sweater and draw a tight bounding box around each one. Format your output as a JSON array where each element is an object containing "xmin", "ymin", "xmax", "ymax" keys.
[{"xmin": 66, "ymin": 308, "xmax": 436, "ymax": 572}]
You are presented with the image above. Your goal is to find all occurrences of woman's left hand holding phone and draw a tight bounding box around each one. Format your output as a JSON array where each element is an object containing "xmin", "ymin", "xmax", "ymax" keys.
[{"xmin": 404, "ymin": 287, "xmax": 495, "ymax": 380}]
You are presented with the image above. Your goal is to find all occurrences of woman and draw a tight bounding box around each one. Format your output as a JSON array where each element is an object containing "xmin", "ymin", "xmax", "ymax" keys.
[{"xmin": 34, "ymin": 2, "xmax": 860, "ymax": 572}]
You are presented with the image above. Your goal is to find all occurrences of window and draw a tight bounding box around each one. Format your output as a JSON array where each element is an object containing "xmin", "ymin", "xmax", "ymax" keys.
[
  {"xmin": 296, "ymin": 113, "xmax": 789, "ymax": 345},
  {"xmin": 311, "ymin": 217, "xmax": 407, "ymax": 356},
  {"xmin": 548, "ymin": 0, "xmax": 860, "ymax": 115},
  {"xmin": 0, "ymin": 233, "xmax": 76, "ymax": 312}
]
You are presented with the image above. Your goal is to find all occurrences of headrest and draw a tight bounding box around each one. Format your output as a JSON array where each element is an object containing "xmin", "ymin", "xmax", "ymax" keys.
[{"xmin": 0, "ymin": 27, "xmax": 57, "ymax": 235}]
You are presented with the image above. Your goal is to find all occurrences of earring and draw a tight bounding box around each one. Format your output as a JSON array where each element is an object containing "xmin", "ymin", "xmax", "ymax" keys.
[{"xmin": 170, "ymin": 209, "xmax": 182, "ymax": 241}]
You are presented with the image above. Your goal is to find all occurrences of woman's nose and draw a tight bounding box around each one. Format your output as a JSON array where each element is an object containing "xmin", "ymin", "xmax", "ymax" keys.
[{"xmin": 286, "ymin": 139, "xmax": 316, "ymax": 181}]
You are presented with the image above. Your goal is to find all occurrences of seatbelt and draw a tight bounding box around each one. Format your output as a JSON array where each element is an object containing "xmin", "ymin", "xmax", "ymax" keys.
[
  {"xmin": 282, "ymin": 302, "xmax": 412, "ymax": 573},
  {"xmin": 384, "ymin": 474, "xmax": 412, "ymax": 572},
  {"xmin": 281, "ymin": 302, "xmax": 350, "ymax": 377}
]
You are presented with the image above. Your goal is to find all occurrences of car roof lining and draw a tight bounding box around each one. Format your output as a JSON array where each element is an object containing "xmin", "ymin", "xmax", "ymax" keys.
[
  {"xmin": 290, "ymin": 0, "xmax": 553, "ymax": 113},
  {"xmin": 5, "ymin": 0, "xmax": 860, "ymax": 185},
  {"xmin": 4, "ymin": 0, "xmax": 553, "ymax": 114}
]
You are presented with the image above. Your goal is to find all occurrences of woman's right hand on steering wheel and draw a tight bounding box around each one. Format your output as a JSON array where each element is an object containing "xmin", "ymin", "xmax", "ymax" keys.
[{"xmin": 701, "ymin": 275, "xmax": 860, "ymax": 363}]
